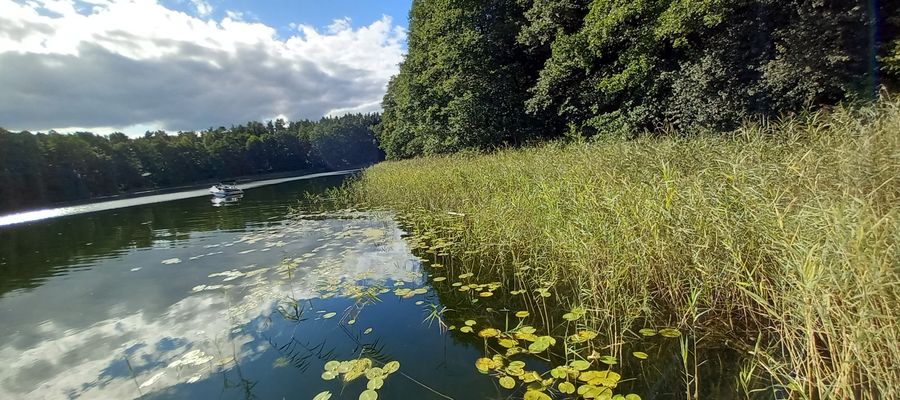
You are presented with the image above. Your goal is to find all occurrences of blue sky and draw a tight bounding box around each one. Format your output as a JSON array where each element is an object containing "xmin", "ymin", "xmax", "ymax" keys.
[
  {"xmin": 165, "ymin": 0, "xmax": 411, "ymax": 37},
  {"xmin": 0, "ymin": 0, "xmax": 412, "ymax": 135}
]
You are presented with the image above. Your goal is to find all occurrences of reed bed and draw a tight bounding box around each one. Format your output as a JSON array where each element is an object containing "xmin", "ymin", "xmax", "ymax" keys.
[{"xmin": 339, "ymin": 100, "xmax": 900, "ymax": 398}]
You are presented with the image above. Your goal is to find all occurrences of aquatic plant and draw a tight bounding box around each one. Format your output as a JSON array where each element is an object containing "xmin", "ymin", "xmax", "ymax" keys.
[{"xmin": 338, "ymin": 98, "xmax": 900, "ymax": 398}]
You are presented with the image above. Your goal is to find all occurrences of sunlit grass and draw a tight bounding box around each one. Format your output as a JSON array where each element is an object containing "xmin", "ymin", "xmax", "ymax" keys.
[{"xmin": 339, "ymin": 98, "xmax": 900, "ymax": 398}]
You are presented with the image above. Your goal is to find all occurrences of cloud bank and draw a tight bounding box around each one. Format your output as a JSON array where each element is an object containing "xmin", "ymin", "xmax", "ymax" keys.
[{"xmin": 0, "ymin": 0, "xmax": 406, "ymax": 134}]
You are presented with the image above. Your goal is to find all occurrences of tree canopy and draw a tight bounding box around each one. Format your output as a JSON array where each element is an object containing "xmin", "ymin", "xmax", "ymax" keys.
[
  {"xmin": 0, "ymin": 114, "xmax": 382, "ymax": 213},
  {"xmin": 378, "ymin": 0, "xmax": 900, "ymax": 159}
]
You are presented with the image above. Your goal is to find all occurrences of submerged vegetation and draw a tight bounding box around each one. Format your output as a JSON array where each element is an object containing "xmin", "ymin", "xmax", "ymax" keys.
[{"xmin": 338, "ymin": 99, "xmax": 900, "ymax": 398}]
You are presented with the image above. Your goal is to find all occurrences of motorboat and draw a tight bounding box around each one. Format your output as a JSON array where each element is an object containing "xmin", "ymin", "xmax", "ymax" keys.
[{"xmin": 209, "ymin": 181, "xmax": 244, "ymax": 197}]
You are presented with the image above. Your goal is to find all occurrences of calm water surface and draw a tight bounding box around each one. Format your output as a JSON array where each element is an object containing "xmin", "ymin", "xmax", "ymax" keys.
[
  {"xmin": 0, "ymin": 172, "xmax": 748, "ymax": 400},
  {"xmin": 0, "ymin": 173, "xmax": 498, "ymax": 399}
]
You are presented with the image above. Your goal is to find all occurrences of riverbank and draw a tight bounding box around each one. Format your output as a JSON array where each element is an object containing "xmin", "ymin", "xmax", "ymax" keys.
[{"xmin": 340, "ymin": 100, "xmax": 900, "ymax": 398}]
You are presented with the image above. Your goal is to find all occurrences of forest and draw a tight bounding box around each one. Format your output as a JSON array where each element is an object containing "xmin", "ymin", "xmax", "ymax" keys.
[
  {"xmin": 0, "ymin": 113, "xmax": 383, "ymax": 213},
  {"xmin": 378, "ymin": 0, "xmax": 900, "ymax": 158}
]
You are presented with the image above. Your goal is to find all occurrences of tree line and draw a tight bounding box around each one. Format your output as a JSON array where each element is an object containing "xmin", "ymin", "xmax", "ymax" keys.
[
  {"xmin": 0, "ymin": 114, "xmax": 383, "ymax": 213},
  {"xmin": 378, "ymin": 0, "xmax": 900, "ymax": 159}
]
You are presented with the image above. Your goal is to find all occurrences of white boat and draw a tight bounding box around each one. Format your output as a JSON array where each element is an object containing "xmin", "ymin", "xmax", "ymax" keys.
[{"xmin": 209, "ymin": 182, "xmax": 244, "ymax": 197}]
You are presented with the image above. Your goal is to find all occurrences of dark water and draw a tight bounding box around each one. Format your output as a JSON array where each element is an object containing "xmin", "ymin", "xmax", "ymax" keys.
[{"xmin": 0, "ymin": 172, "xmax": 750, "ymax": 400}]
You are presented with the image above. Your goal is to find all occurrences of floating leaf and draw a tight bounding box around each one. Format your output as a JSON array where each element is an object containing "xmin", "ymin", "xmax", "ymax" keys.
[
  {"xmin": 324, "ymin": 361, "xmax": 340, "ymax": 371},
  {"xmin": 638, "ymin": 328, "xmax": 657, "ymax": 337},
  {"xmin": 344, "ymin": 369, "xmax": 364, "ymax": 382},
  {"xmin": 550, "ymin": 367, "xmax": 568, "ymax": 379},
  {"xmin": 524, "ymin": 390, "xmax": 552, "ymax": 400},
  {"xmin": 313, "ymin": 391, "xmax": 332, "ymax": 400},
  {"xmin": 364, "ymin": 328, "xmax": 373, "ymax": 335},
  {"xmin": 433, "ymin": 277, "xmax": 447, "ymax": 282},
  {"xmin": 569, "ymin": 330, "xmax": 598, "ymax": 343},
  {"xmin": 365, "ymin": 367, "xmax": 384, "ymax": 380},
  {"xmin": 321, "ymin": 371, "xmax": 337, "ymax": 380},
  {"xmin": 515, "ymin": 311, "xmax": 530, "ymax": 318},
  {"xmin": 383, "ymin": 361, "xmax": 400, "ymax": 374},
  {"xmin": 498, "ymin": 338, "xmax": 518, "ymax": 348},
  {"xmin": 347, "ymin": 319, "xmax": 356, "ymax": 325},
  {"xmin": 464, "ymin": 320, "xmax": 477, "ymax": 326},
  {"xmin": 479, "ymin": 291, "xmax": 494, "ymax": 297},
  {"xmin": 659, "ymin": 328, "xmax": 681, "ymax": 338},
  {"xmin": 358, "ymin": 389, "xmax": 378, "ymax": 400},
  {"xmin": 598, "ymin": 355, "xmax": 618, "ymax": 365},
  {"xmin": 322, "ymin": 312, "xmax": 337, "ymax": 319},
  {"xmin": 499, "ymin": 376, "xmax": 516, "ymax": 389},
  {"xmin": 478, "ymin": 328, "xmax": 500, "ymax": 338},
  {"xmin": 475, "ymin": 358, "xmax": 495, "ymax": 373},
  {"xmin": 367, "ymin": 377, "xmax": 384, "ymax": 390},
  {"xmin": 625, "ymin": 395, "xmax": 642, "ymax": 400},
  {"xmin": 633, "ymin": 351, "xmax": 649, "ymax": 360},
  {"xmin": 559, "ymin": 381, "xmax": 576, "ymax": 394},
  {"xmin": 460, "ymin": 326, "xmax": 473, "ymax": 333},
  {"xmin": 570, "ymin": 360, "xmax": 591, "ymax": 371}
]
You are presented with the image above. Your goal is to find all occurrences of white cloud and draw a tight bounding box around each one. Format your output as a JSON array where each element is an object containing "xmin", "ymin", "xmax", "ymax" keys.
[
  {"xmin": 190, "ymin": 0, "xmax": 211, "ymax": 17},
  {"xmin": 0, "ymin": 0, "xmax": 406, "ymax": 135}
]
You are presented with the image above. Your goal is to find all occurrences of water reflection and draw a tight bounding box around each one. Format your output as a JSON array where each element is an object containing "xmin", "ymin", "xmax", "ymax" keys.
[
  {"xmin": 211, "ymin": 195, "xmax": 244, "ymax": 207},
  {"xmin": 0, "ymin": 211, "xmax": 422, "ymax": 399}
]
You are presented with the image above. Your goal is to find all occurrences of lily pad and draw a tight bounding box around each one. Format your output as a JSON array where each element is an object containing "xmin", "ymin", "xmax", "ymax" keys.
[
  {"xmin": 383, "ymin": 361, "xmax": 400, "ymax": 374},
  {"xmin": 633, "ymin": 351, "xmax": 649, "ymax": 360},
  {"xmin": 638, "ymin": 328, "xmax": 657, "ymax": 337},
  {"xmin": 570, "ymin": 360, "xmax": 591, "ymax": 371},
  {"xmin": 499, "ymin": 376, "xmax": 516, "ymax": 389},
  {"xmin": 559, "ymin": 381, "xmax": 576, "ymax": 394},
  {"xmin": 598, "ymin": 355, "xmax": 618, "ymax": 365},
  {"xmin": 478, "ymin": 328, "xmax": 500, "ymax": 338},
  {"xmin": 358, "ymin": 389, "xmax": 378, "ymax": 400},
  {"xmin": 313, "ymin": 391, "xmax": 332, "ymax": 400},
  {"xmin": 659, "ymin": 328, "xmax": 681, "ymax": 338},
  {"xmin": 515, "ymin": 310, "xmax": 530, "ymax": 318},
  {"xmin": 321, "ymin": 371, "xmax": 337, "ymax": 380},
  {"xmin": 367, "ymin": 377, "xmax": 384, "ymax": 390},
  {"xmin": 524, "ymin": 390, "xmax": 552, "ymax": 400},
  {"xmin": 322, "ymin": 312, "xmax": 337, "ymax": 319}
]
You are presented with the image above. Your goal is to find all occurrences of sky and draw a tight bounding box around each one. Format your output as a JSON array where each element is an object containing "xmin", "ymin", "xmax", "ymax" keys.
[{"xmin": 0, "ymin": 0, "xmax": 411, "ymax": 136}]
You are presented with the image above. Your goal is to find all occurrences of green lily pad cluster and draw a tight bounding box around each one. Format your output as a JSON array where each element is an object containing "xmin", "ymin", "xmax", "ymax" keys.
[
  {"xmin": 320, "ymin": 359, "xmax": 400, "ymax": 400},
  {"xmin": 393, "ymin": 287, "xmax": 428, "ymax": 298}
]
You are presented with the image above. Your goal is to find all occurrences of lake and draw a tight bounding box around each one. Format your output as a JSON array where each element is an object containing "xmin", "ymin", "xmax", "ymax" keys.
[{"xmin": 0, "ymin": 172, "xmax": 745, "ymax": 400}]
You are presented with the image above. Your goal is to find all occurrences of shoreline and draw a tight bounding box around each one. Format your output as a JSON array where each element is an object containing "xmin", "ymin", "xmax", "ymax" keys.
[{"xmin": 0, "ymin": 166, "xmax": 369, "ymax": 217}]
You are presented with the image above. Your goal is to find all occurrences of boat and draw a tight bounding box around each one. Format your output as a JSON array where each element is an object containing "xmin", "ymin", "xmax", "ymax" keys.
[{"xmin": 209, "ymin": 181, "xmax": 244, "ymax": 197}]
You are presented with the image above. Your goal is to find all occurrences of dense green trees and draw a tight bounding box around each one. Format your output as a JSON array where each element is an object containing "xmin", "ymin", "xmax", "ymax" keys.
[
  {"xmin": 0, "ymin": 114, "xmax": 382, "ymax": 213},
  {"xmin": 378, "ymin": 0, "xmax": 558, "ymax": 159},
  {"xmin": 379, "ymin": 0, "xmax": 900, "ymax": 158}
]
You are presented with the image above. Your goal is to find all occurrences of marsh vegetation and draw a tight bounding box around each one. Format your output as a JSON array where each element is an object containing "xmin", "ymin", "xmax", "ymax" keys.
[{"xmin": 336, "ymin": 100, "xmax": 900, "ymax": 399}]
